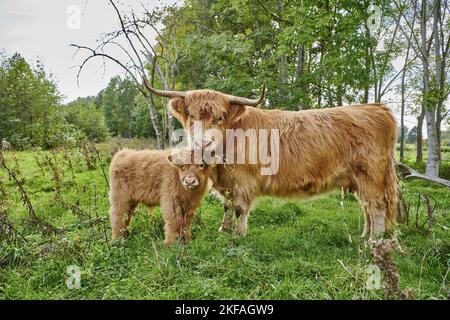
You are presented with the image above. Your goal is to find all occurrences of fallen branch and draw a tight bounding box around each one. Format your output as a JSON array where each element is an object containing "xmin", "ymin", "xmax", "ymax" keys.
[{"xmin": 395, "ymin": 161, "xmax": 450, "ymax": 188}]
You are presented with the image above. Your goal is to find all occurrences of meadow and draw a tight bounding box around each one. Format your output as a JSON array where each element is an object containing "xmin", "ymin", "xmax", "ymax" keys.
[{"xmin": 0, "ymin": 140, "xmax": 449, "ymax": 299}]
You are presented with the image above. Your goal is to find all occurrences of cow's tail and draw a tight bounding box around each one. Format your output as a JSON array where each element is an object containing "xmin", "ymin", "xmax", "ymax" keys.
[{"xmin": 384, "ymin": 158, "xmax": 398, "ymax": 229}]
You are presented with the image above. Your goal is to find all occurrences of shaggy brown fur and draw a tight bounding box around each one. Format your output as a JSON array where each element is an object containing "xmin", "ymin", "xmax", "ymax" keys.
[
  {"xmin": 169, "ymin": 91, "xmax": 398, "ymax": 240},
  {"xmin": 109, "ymin": 148, "xmax": 215, "ymax": 246}
]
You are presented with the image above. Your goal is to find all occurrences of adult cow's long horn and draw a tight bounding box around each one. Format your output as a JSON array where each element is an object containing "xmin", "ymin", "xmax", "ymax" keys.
[
  {"xmin": 142, "ymin": 77, "xmax": 187, "ymax": 99},
  {"xmin": 227, "ymin": 81, "xmax": 266, "ymax": 107}
]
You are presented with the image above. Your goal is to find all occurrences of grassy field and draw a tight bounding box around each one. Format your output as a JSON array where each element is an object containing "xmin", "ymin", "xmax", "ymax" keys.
[{"xmin": 0, "ymin": 141, "xmax": 449, "ymax": 299}]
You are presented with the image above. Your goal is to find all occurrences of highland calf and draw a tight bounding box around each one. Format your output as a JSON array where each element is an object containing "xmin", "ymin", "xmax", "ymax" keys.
[
  {"xmin": 109, "ymin": 148, "xmax": 215, "ymax": 246},
  {"xmin": 144, "ymin": 80, "xmax": 398, "ymax": 240}
]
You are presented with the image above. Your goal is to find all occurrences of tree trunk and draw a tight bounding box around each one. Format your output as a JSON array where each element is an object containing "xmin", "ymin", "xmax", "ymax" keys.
[
  {"xmin": 422, "ymin": 0, "xmax": 440, "ymax": 177},
  {"xmin": 317, "ymin": 46, "xmax": 323, "ymax": 108},
  {"xmin": 433, "ymin": 0, "xmax": 443, "ymax": 161},
  {"xmin": 296, "ymin": 44, "xmax": 308, "ymax": 110},
  {"xmin": 425, "ymin": 108, "xmax": 440, "ymax": 177},
  {"xmin": 145, "ymin": 97, "xmax": 164, "ymax": 149},
  {"xmin": 363, "ymin": 26, "xmax": 370, "ymax": 103},
  {"xmin": 167, "ymin": 65, "xmax": 176, "ymax": 147},
  {"xmin": 400, "ymin": 37, "xmax": 412, "ymax": 162},
  {"xmin": 416, "ymin": 107, "xmax": 425, "ymax": 163},
  {"xmin": 400, "ymin": 75, "xmax": 406, "ymax": 162},
  {"xmin": 336, "ymin": 84, "xmax": 343, "ymax": 106},
  {"xmin": 436, "ymin": 100, "xmax": 443, "ymax": 159}
]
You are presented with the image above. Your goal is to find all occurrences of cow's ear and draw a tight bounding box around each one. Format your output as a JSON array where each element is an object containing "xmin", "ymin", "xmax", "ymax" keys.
[
  {"xmin": 169, "ymin": 98, "xmax": 188, "ymax": 124},
  {"xmin": 227, "ymin": 105, "xmax": 247, "ymax": 123},
  {"xmin": 165, "ymin": 153, "xmax": 178, "ymax": 167}
]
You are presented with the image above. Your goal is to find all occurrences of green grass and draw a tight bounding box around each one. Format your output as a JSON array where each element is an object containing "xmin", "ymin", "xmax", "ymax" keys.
[{"xmin": 0, "ymin": 144, "xmax": 449, "ymax": 300}]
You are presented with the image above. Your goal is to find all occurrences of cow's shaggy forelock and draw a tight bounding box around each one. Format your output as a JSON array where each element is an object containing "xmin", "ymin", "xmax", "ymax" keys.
[{"xmin": 185, "ymin": 90, "xmax": 229, "ymax": 120}]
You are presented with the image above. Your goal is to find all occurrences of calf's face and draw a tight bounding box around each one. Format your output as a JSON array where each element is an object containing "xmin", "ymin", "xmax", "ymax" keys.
[{"xmin": 167, "ymin": 152, "xmax": 215, "ymax": 191}]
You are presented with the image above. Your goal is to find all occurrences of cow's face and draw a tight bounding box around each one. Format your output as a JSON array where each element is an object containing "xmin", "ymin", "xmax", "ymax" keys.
[{"xmin": 169, "ymin": 90, "xmax": 246, "ymax": 150}]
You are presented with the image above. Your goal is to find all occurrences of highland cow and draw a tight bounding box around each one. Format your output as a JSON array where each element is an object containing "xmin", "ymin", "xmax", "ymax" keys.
[{"xmin": 144, "ymin": 80, "xmax": 398, "ymax": 240}]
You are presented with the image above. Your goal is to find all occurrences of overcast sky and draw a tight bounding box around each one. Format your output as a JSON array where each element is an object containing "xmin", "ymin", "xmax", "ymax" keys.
[{"xmin": 0, "ymin": 0, "xmax": 179, "ymax": 102}]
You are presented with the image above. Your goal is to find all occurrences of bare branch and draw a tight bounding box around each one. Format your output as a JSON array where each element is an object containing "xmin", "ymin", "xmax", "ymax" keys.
[{"xmin": 70, "ymin": 44, "xmax": 147, "ymax": 97}]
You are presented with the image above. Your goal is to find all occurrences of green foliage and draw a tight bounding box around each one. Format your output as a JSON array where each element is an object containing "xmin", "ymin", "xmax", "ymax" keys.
[
  {"xmin": 0, "ymin": 53, "xmax": 73, "ymax": 149},
  {"xmin": 100, "ymin": 77, "xmax": 154, "ymax": 139},
  {"xmin": 64, "ymin": 98, "xmax": 109, "ymax": 142},
  {"xmin": 407, "ymin": 126, "xmax": 418, "ymax": 144},
  {"xmin": 169, "ymin": 0, "xmax": 398, "ymax": 109}
]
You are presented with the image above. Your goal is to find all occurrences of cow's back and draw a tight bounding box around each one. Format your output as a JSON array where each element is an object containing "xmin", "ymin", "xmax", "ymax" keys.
[{"xmin": 226, "ymin": 103, "xmax": 397, "ymax": 198}]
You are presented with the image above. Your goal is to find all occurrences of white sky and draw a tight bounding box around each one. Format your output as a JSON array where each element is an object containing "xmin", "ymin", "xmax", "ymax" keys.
[{"xmin": 0, "ymin": 0, "xmax": 179, "ymax": 102}]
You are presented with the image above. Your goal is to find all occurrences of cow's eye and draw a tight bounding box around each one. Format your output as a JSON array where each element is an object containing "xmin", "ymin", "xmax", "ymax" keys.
[
  {"xmin": 180, "ymin": 165, "xmax": 186, "ymax": 170},
  {"xmin": 199, "ymin": 163, "xmax": 206, "ymax": 169}
]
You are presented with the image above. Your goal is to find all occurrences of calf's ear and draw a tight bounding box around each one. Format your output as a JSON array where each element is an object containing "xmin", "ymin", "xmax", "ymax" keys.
[
  {"xmin": 227, "ymin": 104, "xmax": 247, "ymax": 123},
  {"xmin": 169, "ymin": 98, "xmax": 188, "ymax": 124}
]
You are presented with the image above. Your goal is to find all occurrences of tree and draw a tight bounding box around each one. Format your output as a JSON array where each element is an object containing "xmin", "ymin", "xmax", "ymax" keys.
[
  {"xmin": 72, "ymin": 0, "xmax": 184, "ymax": 149},
  {"xmin": 99, "ymin": 76, "xmax": 154, "ymax": 139},
  {"xmin": 407, "ymin": 126, "xmax": 418, "ymax": 144},
  {"xmin": 0, "ymin": 53, "xmax": 73, "ymax": 149},
  {"xmin": 64, "ymin": 98, "xmax": 109, "ymax": 142}
]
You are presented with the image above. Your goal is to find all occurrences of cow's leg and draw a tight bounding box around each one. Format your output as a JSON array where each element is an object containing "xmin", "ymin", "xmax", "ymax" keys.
[
  {"xmin": 357, "ymin": 190, "xmax": 386, "ymax": 240},
  {"xmin": 361, "ymin": 203, "xmax": 372, "ymax": 238},
  {"xmin": 234, "ymin": 198, "xmax": 252, "ymax": 236},
  {"xmin": 218, "ymin": 198, "xmax": 234, "ymax": 233},
  {"xmin": 368, "ymin": 201, "xmax": 386, "ymax": 240}
]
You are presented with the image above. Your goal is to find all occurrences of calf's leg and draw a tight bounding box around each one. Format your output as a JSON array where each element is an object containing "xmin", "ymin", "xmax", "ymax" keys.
[
  {"xmin": 181, "ymin": 211, "xmax": 195, "ymax": 243},
  {"xmin": 163, "ymin": 220, "xmax": 181, "ymax": 246},
  {"xmin": 110, "ymin": 201, "xmax": 136, "ymax": 239},
  {"xmin": 161, "ymin": 197, "xmax": 183, "ymax": 246}
]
